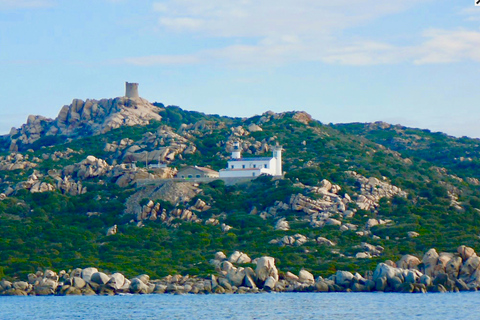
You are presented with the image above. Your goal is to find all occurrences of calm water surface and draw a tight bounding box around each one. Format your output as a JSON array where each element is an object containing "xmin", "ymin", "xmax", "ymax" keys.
[{"xmin": 0, "ymin": 292, "xmax": 478, "ymax": 319}]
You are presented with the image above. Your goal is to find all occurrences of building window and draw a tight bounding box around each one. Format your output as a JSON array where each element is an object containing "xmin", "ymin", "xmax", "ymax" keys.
[
  {"xmin": 196, "ymin": 174, "xmax": 200, "ymax": 178},
  {"xmin": 231, "ymin": 165, "xmax": 234, "ymax": 169},
  {"xmin": 253, "ymin": 164, "xmax": 256, "ymax": 168},
  {"xmin": 181, "ymin": 175, "xmax": 185, "ymax": 178},
  {"xmin": 252, "ymin": 172, "xmax": 256, "ymax": 176},
  {"xmin": 188, "ymin": 175, "xmax": 193, "ymax": 178},
  {"xmin": 242, "ymin": 165, "xmax": 245, "ymax": 169},
  {"xmin": 264, "ymin": 164, "xmax": 267, "ymax": 168}
]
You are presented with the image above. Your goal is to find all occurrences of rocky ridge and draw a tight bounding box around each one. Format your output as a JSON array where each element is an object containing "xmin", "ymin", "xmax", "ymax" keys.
[
  {"xmin": 6, "ymin": 96, "xmax": 163, "ymax": 151},
  {"xmin": 2, "ymin": 245, "xmax": 480, "ymax": 296}
]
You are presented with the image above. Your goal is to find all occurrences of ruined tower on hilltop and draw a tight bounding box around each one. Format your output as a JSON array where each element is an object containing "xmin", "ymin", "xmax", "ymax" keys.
[{"xmin": 125, "ymin": 82, "xmax": 139, "ymax": 99}]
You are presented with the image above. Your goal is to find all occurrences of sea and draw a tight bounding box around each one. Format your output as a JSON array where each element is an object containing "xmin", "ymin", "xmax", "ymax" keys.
[{"xmin": 0, "ymin": 292, "xmax": 478, "ymax": 320}]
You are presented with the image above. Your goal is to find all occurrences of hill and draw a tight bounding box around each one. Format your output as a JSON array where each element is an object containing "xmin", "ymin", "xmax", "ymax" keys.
[{"xmin": 1, "ymin": 92, "xmax": 480, "ymax": 281}]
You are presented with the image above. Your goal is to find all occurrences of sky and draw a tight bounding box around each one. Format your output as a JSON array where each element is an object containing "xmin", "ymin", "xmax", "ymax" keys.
[{"xmin": 1, "ymin": 0, "xmax": 480, "ymax": 138}]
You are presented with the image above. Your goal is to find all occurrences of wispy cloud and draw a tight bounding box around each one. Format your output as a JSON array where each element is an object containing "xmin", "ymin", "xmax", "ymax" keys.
[
  {"xmin": 414, "ymin": 29, "xmax": 480, "ymax": 64},
  {"xmin": 121, "ymin": 1, "xmax": 480, "ymax": 67},
  {"xmin": 153, "ymin": 0, "xmax": 432, "ymax": 38},
  {"xmin": 458, "ymin": 6, "xmax": 480, "ymax": 21},
  {"xmin": 0, "ymin": 0, "xmax": 55, "ymax": 9},
  {"xmin": 122, "ymin": 27, "xmax": 480, "ymax": 67}
]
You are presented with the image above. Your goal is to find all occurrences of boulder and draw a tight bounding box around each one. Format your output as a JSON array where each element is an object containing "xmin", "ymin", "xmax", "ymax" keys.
[
  {"xmin": 459, "ymin": 256, "xmax": 480, "ymax": 283},
  {"xmin": 356, "ymin": 252, "xmax": 371, "ymax": 259},
  {"xmin": 135, "ymin": 274, "xmax": 150, "ymax": 284},
  {"xmin": 455, "ymin": 279, "xmax": 470, "ymax": 291},
  {"xmin": 404, "ymin": 270, "xmax": 418, "ymax": 284},
  {"xmin": 81, "ymin": 267, "xmax": 99, "ymax": 283},
  {"xmin": 106, "ymin": 225, "xmax": 118, "ymax": 236},
  {"xmin": 220, "ymin": 261, "xmax": 235, "ymax": 273},
  {"xmin": 236, "ymin": 253, "xmax": 251, "ymax": 264},
  {"xmin": 247, "ymin": 123, "xmax": 263, "ymax": 132},
  {"xmin": 285, "ymin": 271, "xmax": 299, "ymax": 282},
  {"xmin": 335, "ymin": 271, "xmax": 354, "ymax": 287},
  {"xmin": 351, "ymin": 283, "xmax": 367, "ymax": 292},
  {"xmin": 60, "ymin": 285, "xmax": 82, "ymax": 296},
  {"xmin": 39, "ymin": 278, "xmax": 58, "ymax": 291},
  {"xmin": 228, "ymin": 251, "xmax": 242, "ymax": 264},
  {"xmin": 397, "ymin": 254, "xmax": 421, "ymax": 270},
  {"xmin": 298, "ymin": 269, "xmax": 314, "ymax": 284},
  {"xmin": 366, "ymin": 219, "xmax": 379, "ymax": 229},
  {"xmin": 315, "ymin": 280, "xmax": 329, "ymax": 292},
  {"xmin": 227, "ymin": 268, "xmax": 246, "ymax": 287},
  {"xmin": 72, "ymin": 277, "xmax": 86, "ymax": 289},
  {"xmin": 433, "ymin": 273, "xmax": 455, "ymax": 291},
  {"xmin": 325, "ymin": 218, "xmax": 342, "ymax": 226},
  {"xmin": 387, "ymin": 276, "xmax": 403, "ymax": 291},
  {"xmin": 458, "ymin": 245, "xmax": 477, "ymax": 261},
  {"xmin": 214, "ymin": 251, "xmax": 227, "ymax": 261},
  {"xmin": 90, "ymin": 272, "xmax": 110, "ymax": 285},
  {"xmin": 130, "ymin": 278, "xmax": 148, "ymax": 294},
  {"xmin": 44, "ymin": 270, "xmax": 58, "ymax": 280},
  {"xmin": 275, "ymin": 218, "xmax": 290, "ymax": 231},
  {"xmin": 373, "ymin": 263, "xmax": 403, "ymax": 282},
  {"xmin": 107, "ymin": 273, "xmax": 126, "ymax": 290},
  {"xmin": 282, "ymin": 235, "xmax": 296, "ymax": 246},
  {"xmin": 255, "ymin": 256, "xmax": 279, "ymax": 282},
  {"xmin": 407, "ymin": 231, "xmax": 420, "ymax": 238},
  {"xmin": 422, "ymin": 248, "xmax": 439, "ymax": 277},
  {"xmin": 435, "ymin": 252, "xmax": 454, "ymax": 275},
  {"xmin": 375, "ymin": 277, "xmax": 387, "ymax": 291},
  {"xmin": 446, "ymin": 256, "xmax": 463, "ymax": 279},
  {"xmin": 316, "ymin": 237, "xmax": 336, "ymax": 246},
  {"xmin": 13, "ymin": 281, "xmax": 30, "ymax": 292},
  {"xmin": 34, "ymin": 285, "xmax": 54, "ymax": 296},
  {"xmin": 264, "ymin": 276, "xmax": 277, "ymax": 291},
  {"xmin": 419, "ymin": 274, "xmax": 432, "ymax": 287},
  {"xmin": 3, "ymin": 289, "xmax": 28, "ymax": 296},
  {"xmin": 71, "ymin": 268, "xmax": 83, "ymax": 279},
  {"xmin": 244, "ymin": 273, "xmax": 257, "ymax": 289}
]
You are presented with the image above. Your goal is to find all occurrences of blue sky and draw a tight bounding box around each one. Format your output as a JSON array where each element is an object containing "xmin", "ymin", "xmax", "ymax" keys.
[{"xmin": 1, "ymin": 0, "xmax": 480, "ymax": 137}]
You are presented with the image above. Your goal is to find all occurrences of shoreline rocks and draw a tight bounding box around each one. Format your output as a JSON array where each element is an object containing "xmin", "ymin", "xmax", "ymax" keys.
[{"xmin": 2, "ymin": 245, "xmax": 479, "ymax": 296}]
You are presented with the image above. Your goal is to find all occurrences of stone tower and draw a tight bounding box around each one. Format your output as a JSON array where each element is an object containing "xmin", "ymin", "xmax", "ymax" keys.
[{"xmin": 125, "ymin": 82, "xmax": 139, "ymax": 99}]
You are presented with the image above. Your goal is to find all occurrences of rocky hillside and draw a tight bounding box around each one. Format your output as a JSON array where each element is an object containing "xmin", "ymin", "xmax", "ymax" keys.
[
  {"xmin": 1, "ymin": 94, "xmax": 480, "ymax": 282},
  {"xmin": 2, "ymin": 96, "xmax": 162, "ymax": 152}
]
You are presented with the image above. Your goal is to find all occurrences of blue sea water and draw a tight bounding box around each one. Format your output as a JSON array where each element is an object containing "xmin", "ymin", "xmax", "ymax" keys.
[{"xmin": 0, "ymin": 292, "xmax": 478, "ymax": 320}]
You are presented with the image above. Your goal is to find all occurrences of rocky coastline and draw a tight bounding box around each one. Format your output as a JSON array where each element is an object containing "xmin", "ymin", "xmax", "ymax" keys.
[{"xmin": 1, "ymin": 245, "xmax": 479, "ymax": 296}]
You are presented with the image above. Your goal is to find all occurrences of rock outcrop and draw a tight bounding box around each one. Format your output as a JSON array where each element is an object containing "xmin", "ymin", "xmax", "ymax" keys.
[
  {"xmin": 5, "ymin": 96, "xmax": 163, "ymax": 150},
  {"xmin": 2, "ymin": 246, "xmax": 480, "ymax": 296}
]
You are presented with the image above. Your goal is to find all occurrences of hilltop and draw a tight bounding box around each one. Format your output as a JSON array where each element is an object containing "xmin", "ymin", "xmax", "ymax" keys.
[{"xmin": 1, "ymin": 87, "xmax": 480, "ymax": 281}]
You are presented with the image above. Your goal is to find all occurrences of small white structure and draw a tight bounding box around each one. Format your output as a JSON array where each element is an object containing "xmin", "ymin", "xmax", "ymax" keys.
[{"xmin": 219, "ymin": 142, "xmax": 283, "ymax": 178}]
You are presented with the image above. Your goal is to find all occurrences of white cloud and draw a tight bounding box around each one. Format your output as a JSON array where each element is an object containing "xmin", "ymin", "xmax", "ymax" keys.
[
  {"xmin": 122, "ymin": 27, "xmax": 480, "ymax": 67},
  {"xmin": 414, "ymin": 29, "xmax": 480, "ymax": 64},
  {"xmin": 0, "ymin": 0, "xmax": 55, "ymax": 9},
  {"xmin": 153, "ymin": 0, "xmax": 431, "ymax": 38},
  {"xmin": 121, "ymin": 1, "xmax": 480, "ymax": 67},
  {"xmin": 458, "ymin": 7, "xmax": 480, "ymax": 21}
]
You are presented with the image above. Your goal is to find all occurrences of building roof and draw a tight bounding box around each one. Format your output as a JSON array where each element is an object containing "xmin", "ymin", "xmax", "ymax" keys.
[
  {"xmin": 220, "ymin": 168, "xmax": 262, "ymax": 171},
  {"xmin": 178, "ymin": 166, "xmax": 219, "ymax": 174},
  {"xmin": 229, "ymin": 157, "xmax": 274, "ymax": 162}
]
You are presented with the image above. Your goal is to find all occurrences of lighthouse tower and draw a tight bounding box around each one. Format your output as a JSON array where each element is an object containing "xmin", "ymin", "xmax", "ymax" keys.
[
  {"xmin": 232, "ymin": 142, "xmax": 241, "ymax": 159},
  {"xmin": 273, "ymin": 146, "xmax": 283, "ymax": 176}
]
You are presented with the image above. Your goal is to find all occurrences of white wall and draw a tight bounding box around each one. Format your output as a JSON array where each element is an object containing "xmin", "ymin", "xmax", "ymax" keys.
[{"xmin": 220, "ymin": 168, "xmax": 263, "ymax": 177}]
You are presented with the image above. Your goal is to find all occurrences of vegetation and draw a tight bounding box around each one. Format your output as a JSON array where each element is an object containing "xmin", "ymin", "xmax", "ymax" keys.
[{"xmin": 0, "ymin": 106, "xmax": 480, "ymax": 280}]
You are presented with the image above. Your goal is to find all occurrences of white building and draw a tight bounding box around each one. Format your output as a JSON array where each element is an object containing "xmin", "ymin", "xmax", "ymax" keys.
[{"xmin": 219, "ymin": 142, "xmax": 283, "ymax": 178}]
